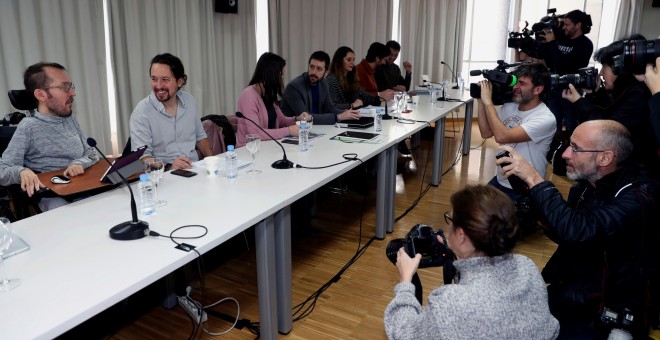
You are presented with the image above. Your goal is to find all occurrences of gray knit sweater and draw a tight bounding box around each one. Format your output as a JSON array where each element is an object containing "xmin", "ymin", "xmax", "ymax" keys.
[
  {"xmin": 0, "ymin": 112, "xmax": 98, "ymax": 185},
  {"xmin": 384, "ymin": 254, "xmax": 559, "ymax": 340}
]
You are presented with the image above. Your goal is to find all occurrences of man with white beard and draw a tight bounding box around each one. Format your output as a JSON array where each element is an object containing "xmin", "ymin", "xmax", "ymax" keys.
[{"xmin": 496, "ymin": 119, "xmax": 660, "ymax": 338}]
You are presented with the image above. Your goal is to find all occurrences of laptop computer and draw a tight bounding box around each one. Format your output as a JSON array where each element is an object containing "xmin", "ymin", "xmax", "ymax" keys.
[
  {"xmin": 336, "ymin": 117, "xmax": 374, "ymax": 129},
  {"xmin": 2, "ymin": 234, "xmax": 30, "ymax": 259}
]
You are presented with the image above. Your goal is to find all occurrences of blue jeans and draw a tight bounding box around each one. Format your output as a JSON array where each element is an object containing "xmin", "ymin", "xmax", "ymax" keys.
[{"xmin": 488, "ymin": 176, "xmax": 519, "ymax": 202}]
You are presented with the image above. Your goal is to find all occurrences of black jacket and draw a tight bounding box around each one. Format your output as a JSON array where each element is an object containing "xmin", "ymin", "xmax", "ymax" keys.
[{"xmin": 530, "ymin": 163, "xmax": 660, "ymax": 332}]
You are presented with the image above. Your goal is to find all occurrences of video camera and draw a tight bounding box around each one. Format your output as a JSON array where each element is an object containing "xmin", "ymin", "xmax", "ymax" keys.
[
  {"xmin": 386, "ymin": 224, "xmax": 454, "ymax": 268},
  {"xmin": 508, "ymin": 8, "xmax": 564, "ymax": 58},
  {"xmin": 549, "ymin": 66, "xmax": 599, "ymax": 91},
  {"xmin": 469, "ymin": 60, "xmax": 520, "ymax": 105},
  {"xmin": 613, "ymin": 39, "xmax": 660, "ymax": 75}
]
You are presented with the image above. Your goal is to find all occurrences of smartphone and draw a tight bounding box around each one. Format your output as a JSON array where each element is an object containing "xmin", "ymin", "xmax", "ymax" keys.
[
  {"xmin": 281, "ymin": 139, "xmax": 299, "ymax": 145},
  {"xmin": 170, "ymin": 169, "xmax": 197, "ymax": 178}
]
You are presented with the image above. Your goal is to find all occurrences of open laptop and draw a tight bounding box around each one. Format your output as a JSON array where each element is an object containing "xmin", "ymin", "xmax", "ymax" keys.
[
  {"xmin": 336, "ymin": 117, "xmax": 374, "ymax": 129},
  {"xmin": 2, "ymin": 234, "xmax": 30, "ymax": 259}
]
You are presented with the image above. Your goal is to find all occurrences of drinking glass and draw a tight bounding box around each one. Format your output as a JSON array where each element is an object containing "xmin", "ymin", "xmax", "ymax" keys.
[
  {"xmin": 427, "ymin": 83, "xmax": 436, "ymax": 103},
  {"xmin": 0, "ymin": 217, "xmax": 21, "ymax": 292},
  {"xmin": 245, "ymin": 134, "xmax": 262, "ymax": 175},
  {"xmin": 146, "ymin": 158, "xmax": 167, "ymax": 207}
]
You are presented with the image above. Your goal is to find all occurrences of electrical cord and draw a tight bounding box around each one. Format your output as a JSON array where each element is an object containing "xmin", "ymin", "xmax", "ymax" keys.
[
  {"xmin": 149, "ymin": 225, "xmax": 208, "ymax": 339},
  {"xmin": 202, "ymin": 297, "xmax": 241, "ymax": 336},
  {"xmin": 296, "ymin": 153, "xmax": 362, "ymax": 169}
]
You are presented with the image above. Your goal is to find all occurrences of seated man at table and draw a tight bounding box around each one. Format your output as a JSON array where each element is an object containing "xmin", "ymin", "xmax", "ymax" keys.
[
  {"xmin": 375, "ymin": 40, "xmax": 412, "ymax": 92},
  {"xmin": 281, "ymin": 51, "xmax": 361, "ymax": 124},
  {"xmin": 0, "ymin": 62, "xmax": 99, "ymax": 211},
  {"xmin": 476, "ymin": 63, "xmax": 556, "ymax": 202},
  {"xmin": 130, "ymin": 53, "xmax": 213, "ymax": 170},
  {"xmin": 356, "ymin": 42, "xmax": 395, "ymax": 100}
]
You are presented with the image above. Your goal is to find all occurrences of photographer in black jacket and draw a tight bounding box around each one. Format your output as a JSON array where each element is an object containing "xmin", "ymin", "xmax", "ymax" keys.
[
  {"xmin": 498, "ymin": 120, "xmax": 660, "ymax": 339},
  {"xmin": 562, "ymin": 35, "xmax": 659, "ymax": 177},
  {"xmin": 537, "ymin": 9, "xmax": 594, "ymax": 133}
]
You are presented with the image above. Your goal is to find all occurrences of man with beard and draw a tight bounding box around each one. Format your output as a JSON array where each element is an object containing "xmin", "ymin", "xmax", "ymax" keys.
[
  {"xmin": 130, "ymin": 53, "xmax": 212, "ymax": 170},
  {"xmin": 281, "ymin": 51, "xmax": 360, "ymax": 124},
  {"xmin": 476, "ymin": 63, "xmax": 556, "ymax": 201},
  {"xmin": 497, "ymin": 120, "xmax": 660, "ymax": 338},
  {"xmin": 0, "ymin": 62, "xmax": 99, "ymax": 211}
]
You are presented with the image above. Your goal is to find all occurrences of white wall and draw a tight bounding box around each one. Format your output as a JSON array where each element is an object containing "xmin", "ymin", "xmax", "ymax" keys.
[{"xmin": 640, "ymin": 0, "xmax": 660, "ymax": 39}]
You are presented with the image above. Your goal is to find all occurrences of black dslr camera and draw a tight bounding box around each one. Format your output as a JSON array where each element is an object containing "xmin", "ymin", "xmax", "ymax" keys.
[
  {"xmin": 386, "ymin": 224, "xmax": 454, "ymax": 268},
  {"xmin": 613, "ymin": 39, "xmax": 660, "ymax": 75},
  {"xmin": 496, "ymin": 151, "xmax": 530, "ymax": 195},
  {"xmin": 469, "ymin": 60, "xmax": 521, "ymax": 105},
  {"xmin": 549, "ymin": 67, "xmax": 599, "ymax": 91}
]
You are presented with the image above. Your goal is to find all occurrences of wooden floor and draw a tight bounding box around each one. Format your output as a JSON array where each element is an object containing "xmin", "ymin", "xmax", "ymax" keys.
[{"xmin": 66, "ymin": 120, "xmax": 572, "ymax": 339}]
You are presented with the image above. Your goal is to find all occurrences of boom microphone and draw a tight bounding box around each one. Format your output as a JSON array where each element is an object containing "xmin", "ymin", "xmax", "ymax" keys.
[
  {"xmin": 87, "ymin": 137, "xmax": 149, "ymax": 240},
  {"xmin": 441, "ymin": 61, "xmax": 460, "ymax": 89},
  {"xmin": 234, "ymin": 112, "xmax": 297, "ymax": 169}
]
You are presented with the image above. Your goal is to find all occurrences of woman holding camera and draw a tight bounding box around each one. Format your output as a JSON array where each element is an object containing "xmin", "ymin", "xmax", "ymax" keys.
[
  {"xmin": 384, "ymin": 185, "xmax": 559, "ymax": 339},
  {"xmin": 562, "ymin": 35, "xmax": 658, "ymax": 176}
]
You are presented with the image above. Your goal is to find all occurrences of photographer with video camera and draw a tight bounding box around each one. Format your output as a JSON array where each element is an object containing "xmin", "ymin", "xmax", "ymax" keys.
[
  {"xmin": 562, "ymin": 35, "xmax": 659, "ymax": 177},
  {"xmin": 476, "ymin": 63, "xmax": 556, "ymax": 202},
  {"xmin": 384, "ymin": 185, "xmax": 559, "ymax": 339},
  {"xmin": 537, "ymin": 9, "xmax": 594, "ymax": 133},
  {"xmin": 498, "ymin": 120, "xmax": 660, "ymax": 339}
]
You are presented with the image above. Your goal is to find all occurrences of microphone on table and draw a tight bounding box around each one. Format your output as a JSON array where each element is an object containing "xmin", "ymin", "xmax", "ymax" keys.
[
  {"xmin": 441, "ymin": 61, "xmax": 460, "ymax": 89},
  {"xmin": 87, "ymin": 137, "xmax": 149, "ymax": 241},
  {"xmin": 380, "ymin": 97, "xmax": 392, "ymax": 120},
  {"xmin": 234, "ymin": 111, "xmax": 298, "ymax": 169}
]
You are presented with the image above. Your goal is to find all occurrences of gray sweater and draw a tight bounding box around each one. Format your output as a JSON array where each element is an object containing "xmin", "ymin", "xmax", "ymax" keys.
[
  {"xmin": 0, "ymin": 112, "xmax": 98, "ymax": 185},
  {"xmin": 384, "ymin": 254, "xmax": 559, "ymax": 340}
]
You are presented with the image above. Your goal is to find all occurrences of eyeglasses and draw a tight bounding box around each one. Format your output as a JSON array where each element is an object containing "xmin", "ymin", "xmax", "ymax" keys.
[
  {"xmin": 570, "ymin": 144, "xmax": 605, "ymax": 153},
  {"xmin": 42, "ymin": 83, "xmax": 75, "ymax": 93},
  {"xmin": 444, "ymin": 211, "xmax": 453, "ymax": 225}
]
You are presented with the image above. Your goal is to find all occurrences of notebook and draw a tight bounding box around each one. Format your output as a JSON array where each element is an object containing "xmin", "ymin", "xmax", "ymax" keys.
[
  {"xmin": 335, "ymin": 117, "xmax": 374, "ymax": 129},
  {"xmin": 2, "ymin": 234, "xmax": 30, "ymax": 259}
]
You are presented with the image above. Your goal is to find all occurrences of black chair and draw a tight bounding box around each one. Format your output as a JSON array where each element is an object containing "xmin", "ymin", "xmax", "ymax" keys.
[
  {"xmin": 8, "ymin": 89, "xmax": 37, "ymax": 112},
  {"xmin": 1, "ymin": 92, "xmax": 41, "ymax": 220}
]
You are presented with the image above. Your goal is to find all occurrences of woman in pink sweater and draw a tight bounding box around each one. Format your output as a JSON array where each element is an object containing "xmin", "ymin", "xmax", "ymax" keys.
[{"xmin": 236, "ymin": 52, "xmax": 302, "ymax": 147}]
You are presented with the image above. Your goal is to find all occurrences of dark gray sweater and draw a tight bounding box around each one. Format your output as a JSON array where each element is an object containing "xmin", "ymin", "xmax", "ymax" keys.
[
  {"xmin": 385, "ymin": 254, "xmax": 559, "ymax": 339},
  {"xmin": 0, "ymin": 112, "xmax": 98, "ymax": 185}
]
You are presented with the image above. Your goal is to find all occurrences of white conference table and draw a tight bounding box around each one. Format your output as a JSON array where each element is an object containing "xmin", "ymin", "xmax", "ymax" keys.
[{"xmin": 0, "ymin": 91, "xmax": 475, "ymax": 339}]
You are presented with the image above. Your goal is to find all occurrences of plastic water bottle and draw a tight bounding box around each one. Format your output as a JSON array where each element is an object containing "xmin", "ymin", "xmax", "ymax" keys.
[
  {"xmin": 299, "ymin": 121, "xmax": 309, "ymax": 152},
  {"xmin": 138, "ymin": 173, "xmax": 155, "ymax": 216},
  {"xmin": 225, "ymin": 145, "xmax": 238, "ymax": 179},
  {"xmin": 374, "ymin": 108, "xmax": 383, "ymax": 132},
  {"xmin": 457, "ymin": 74, "xmax": 465, "ymax": 94}
]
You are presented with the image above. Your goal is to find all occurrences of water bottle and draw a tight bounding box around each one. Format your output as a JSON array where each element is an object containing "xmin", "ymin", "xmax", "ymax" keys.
[
  {"xmin": 457, "ymin": 74, "xmax": 465, "ymax": 94},
  {"xmin": 225, "ymin": 145, "xmax": 238, "ymax": 179},
  {"xmin": 138, "ymin": 173, "xmax": 155, "ymax": 216},
  {"xmin": 299, "ymin": 121, "xmax": 309, "ymax": 152},
  {"xmin": 374, "ymin": 108, "xmax": 383, "ymax": 132}
]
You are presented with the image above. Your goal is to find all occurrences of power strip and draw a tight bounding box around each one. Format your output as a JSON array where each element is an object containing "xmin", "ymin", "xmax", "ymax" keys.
[{"xmin": 178, "ymin": 296, "xmax": 208, "ymax": 324}]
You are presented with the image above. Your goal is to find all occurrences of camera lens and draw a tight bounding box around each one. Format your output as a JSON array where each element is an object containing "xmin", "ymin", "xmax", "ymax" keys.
[{"xmin": 623, "ymin": 39, "xmax": 659, "ymax": 74}]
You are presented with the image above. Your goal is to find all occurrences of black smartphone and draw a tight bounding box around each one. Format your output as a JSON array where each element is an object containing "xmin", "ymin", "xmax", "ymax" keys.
[
  {"xmin": 281, "ymin": 139, "xmax": 299, "ymax": 145},
  {"xmin": 170, "ymin": 169, "xmax": 197, "ymax": 178}
]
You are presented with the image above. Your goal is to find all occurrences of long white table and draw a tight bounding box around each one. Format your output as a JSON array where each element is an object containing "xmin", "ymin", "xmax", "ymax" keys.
[{"xmin": 0, "ymin": 91, "xmax": 475, "ymax": 339}]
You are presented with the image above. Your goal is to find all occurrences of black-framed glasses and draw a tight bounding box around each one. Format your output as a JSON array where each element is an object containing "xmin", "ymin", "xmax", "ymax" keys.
[
  {"xmin": 570, "ymin": 144, "xmax": 605, "ymax": 153},
  {"xmin": 42, "ymin": 83, "xmax": 75, "ymax": 93},
  {"xmin": 444, "ymin": 211, "xmax": 453, "ymax": 225}
]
